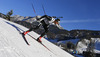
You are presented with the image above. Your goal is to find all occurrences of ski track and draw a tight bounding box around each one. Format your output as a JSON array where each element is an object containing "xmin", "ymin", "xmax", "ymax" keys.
[{"xmin": 0, "ymin": 18, "xmax": 74, "ymax": 57}]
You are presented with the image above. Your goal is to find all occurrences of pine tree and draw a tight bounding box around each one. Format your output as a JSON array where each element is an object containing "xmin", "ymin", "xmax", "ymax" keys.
[
  {"xmin": 84, "ymin": 38, "xmax": 95, "ymax": 57},
  {"xmin": 5, "ymin": 10, "xmax": 13, "ymax": 21}
]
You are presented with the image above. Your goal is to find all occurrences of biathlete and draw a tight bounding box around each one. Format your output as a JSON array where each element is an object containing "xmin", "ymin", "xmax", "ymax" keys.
[{"xmin": 22, "ymin": 15, "xmax": 60, "ymax": 43}]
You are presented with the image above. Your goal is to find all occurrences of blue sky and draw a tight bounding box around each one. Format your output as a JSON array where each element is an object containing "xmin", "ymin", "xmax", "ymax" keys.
[{"xmin": 0, "ymin": 0, "xmax": 100, "ymax": 31}]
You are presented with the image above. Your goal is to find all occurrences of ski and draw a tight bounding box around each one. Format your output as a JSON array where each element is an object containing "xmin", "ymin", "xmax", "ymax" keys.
[
  {"xmin": 27, "ymin": 34, "xmax": 51, "ymax": 51},
  {"xmin": 22, "ymin": 33, "xmax": 30, "ymax": 45},
  {"xmin": 41, "ymin": 43, "xmax": 51, "ymax": 51},
  {"xmin": 5, "ymin": 21, "xmax": 29, "ymax": 45}
]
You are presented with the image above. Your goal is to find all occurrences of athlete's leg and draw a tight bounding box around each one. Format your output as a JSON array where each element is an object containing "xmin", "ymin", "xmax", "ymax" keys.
[
  {"xmin": 23, "ymin": 24, "xmax": 41, "ymax": 35},
  {"xmin": 37, "ymin": 25, "xmax": 48, "ymax": 42}
]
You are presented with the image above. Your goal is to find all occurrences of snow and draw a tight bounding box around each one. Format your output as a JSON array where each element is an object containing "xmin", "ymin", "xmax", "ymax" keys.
[
  {"xmin": 0, "ymin": 18, "xmax": 74, "ymax": 57},
  {"xmin": 76, "ymin": 38, "xmax": 100, "ymax": 54}
]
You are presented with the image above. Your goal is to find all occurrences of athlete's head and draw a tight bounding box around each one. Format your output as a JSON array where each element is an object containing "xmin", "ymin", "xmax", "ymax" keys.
[{"xmin": 53, "ymin": 18, "xmax": 60, "ymax": 25}]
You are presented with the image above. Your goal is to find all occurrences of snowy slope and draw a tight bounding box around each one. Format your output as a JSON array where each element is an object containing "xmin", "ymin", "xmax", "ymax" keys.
[{"xmin": 0, "ymin": 18, "xmax": 74, "ymax": 57}]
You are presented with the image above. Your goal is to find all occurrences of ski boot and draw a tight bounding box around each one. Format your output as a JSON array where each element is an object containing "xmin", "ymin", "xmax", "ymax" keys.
[
  {"xmin": 37, "ymin": 37, "xmax": 42, "ymax": 43},
  {"xmin": 22, "ymin": 31, "xmax": 30, "ymax": 35}
]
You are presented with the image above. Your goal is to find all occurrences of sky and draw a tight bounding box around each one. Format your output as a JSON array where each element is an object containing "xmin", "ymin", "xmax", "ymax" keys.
[{"xmin": 0, "ymin": 0, "xmax": 100, "ymax": 31}]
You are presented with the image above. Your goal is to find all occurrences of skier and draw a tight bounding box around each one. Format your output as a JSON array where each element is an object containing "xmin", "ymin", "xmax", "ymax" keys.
[{"xmin": 22, "ymin": 15, "xmax": 60, "ymax": 43}]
